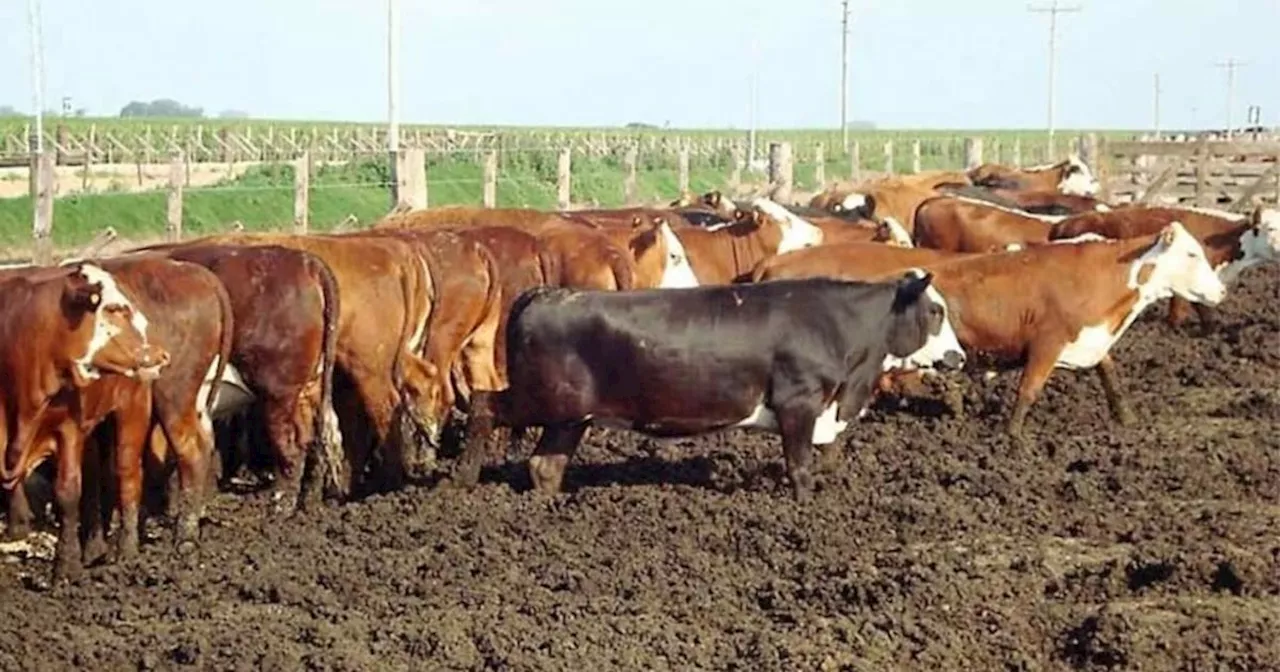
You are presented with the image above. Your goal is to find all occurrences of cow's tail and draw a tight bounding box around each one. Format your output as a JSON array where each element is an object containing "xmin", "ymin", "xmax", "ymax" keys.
[
  {"xmin": 603, "ymin": 243, "xmax": 637, "ymax": 291},
  {"xmin": 307, "ymin": 254, "xmax": 343, "ymax": 491}
]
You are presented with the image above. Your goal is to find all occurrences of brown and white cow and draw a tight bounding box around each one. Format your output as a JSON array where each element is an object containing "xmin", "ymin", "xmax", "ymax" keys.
[
  {"xmin": 809, "ymin": 171, "xmax": 972, "ymax": 231},
  {"xmin": 750, "ymin": 224, "xmax": 1228, "ymax": 444},
  {"xmin": 668, "ymin": 198, "xmax": 825, "ymax": 284},
  {"xmin": 1050, "ymin": 205, "xmax": 1280, "ymax": 328},
  {"xmin": 939, "ymin": 183, "xmax": 1113, "ymax": 215},
  {"xmin": 913, "ymin": 195, "xmax": 1064, "ymax": 253},
  {"xmin": 1, "ymin": 264, "xmax": 169, "ymax": 577},
  {"xmin": 968, "ymin": 156, "xmax": 1101, "ymax": 197}
]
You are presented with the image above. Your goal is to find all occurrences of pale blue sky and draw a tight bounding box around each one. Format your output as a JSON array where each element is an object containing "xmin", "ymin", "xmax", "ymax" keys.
[{"xmin": 2, "ymin": 0, "xmax": 1277, "ymax": 130}]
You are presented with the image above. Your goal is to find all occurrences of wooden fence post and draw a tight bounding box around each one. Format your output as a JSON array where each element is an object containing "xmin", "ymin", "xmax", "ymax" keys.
[
  {"xmin": 911, "ymin": 140, "xmax": 922, "ymax": 174},
  {"xmin": 624, "ymin": 144, "xmax": 639, "ymax": 204},
  {"xmin": 293, "ymin": 151, "xmax": 310, "ymax": 233},
  {"xmin": 1080, "ymin": 133, "xmax": 1099, "ymax": 168},
  {"xmin": 166, "ymin": 153, "xmax": 184, "ymax": 242},
  {"xmin": 814, "ymin": 143, "xmax": 826, "ymax": 187},
  {"xmin": 392, "ymin": 148, "xmax": 427, "ymax": 211},
  {"xmin": 1012, "ymin": 138, "xmax": 1023, "ymax": 168},
  {"xmin": 768, "ymin": 142, "xmax": 794, "ymax": 203},
  {"xmin": 728, "ymin": 142, "xmax": 743, "ymax": 193},
  {"xmin": 31, "ymin": 152, "xmax": 55, "ymax": 265},
  {"xmin": 882, "ymin": 141, "xmax": 894, "ymax": 175},
  {"xmin": 990, "ymin": 139, "xmax": 1002, "ymax": 166},
  {"xmin": 964, "ymin": 137, "xmax": 984, "ymax": 169},
  {"xmin": 850, "ymin": 141, "xmax": 861, "ymax": 181},
  {"xmin": 557, "ymin": 147, "xmax": 572, "ymax": 209},
  {"xmin": 1194, "ymin": 136, "xmax": 1210, "ymax": 207},
  {"xmin": 483, "ymin": 150, "xmax": 498, "ymax": 208},
  {"xmin": 677, "ymin": 142, "xmax": 690, "ymax": 194}
]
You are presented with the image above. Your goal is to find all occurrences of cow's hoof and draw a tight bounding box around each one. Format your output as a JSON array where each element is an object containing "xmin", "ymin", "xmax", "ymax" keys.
[
  {"xmin": 114, "ymin": 535, "xmax": 140, "ymax": 564},
  {"xmin": 82, "ymin": 533, "xmax": 109, "ymax": 567},
  {"xmin": 3, "ymin": 523, "xmax": 31, "ymax": 542},
  {"xmin": 52, "ymin": 555, "xmax": 83, "ymax": 585}
]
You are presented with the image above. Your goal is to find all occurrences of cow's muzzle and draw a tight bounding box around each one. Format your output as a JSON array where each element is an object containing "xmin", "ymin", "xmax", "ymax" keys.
[
  {"xmin": 135, "ymin": 345, "xmax": 171, "ymax": 381},
  {"xmin": 939, "ymin": 350, "xmax": 966, "ymax": 372}
]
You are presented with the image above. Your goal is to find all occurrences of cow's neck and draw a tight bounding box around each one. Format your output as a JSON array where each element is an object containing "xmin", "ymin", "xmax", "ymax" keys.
[{"xmin": 1056, "ymin": 240, "xmax": 1170, "ymax": 370}]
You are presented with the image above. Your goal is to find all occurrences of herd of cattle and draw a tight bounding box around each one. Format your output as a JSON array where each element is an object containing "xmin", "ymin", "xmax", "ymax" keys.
[{"xmin": 2, "ymin": 155, "xmax": 1278, "ymax": 581}]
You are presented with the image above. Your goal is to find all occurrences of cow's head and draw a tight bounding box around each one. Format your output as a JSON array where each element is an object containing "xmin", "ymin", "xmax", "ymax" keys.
[
  {"xmin": 63, "ymin": 263, "xmax": 169, "ymax": 385},
  {"xmin": 1059, "ymin": 155, "xmax": 1100, "ymax": 197},
  {"xmin": 749, "ymin": 197, "xmax": 824, "ymax": 254},
  {"xmin": 833, "ymin": 192, "xmax": 876, "ymax": 219},
  {"xmin": 1135, "ymin": 221, "xmax": 1228, "ymax": 306},
  {"xmin": 1242, "ymin": 206, "xmax": 1280, "ymax": 264},
  {"xmin": 884, "ymin": 269, "xmax": 966, "ymax": 372}
]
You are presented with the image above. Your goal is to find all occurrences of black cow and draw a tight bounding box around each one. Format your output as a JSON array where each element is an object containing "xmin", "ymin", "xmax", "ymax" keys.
[{"xmin": 455, "ymin": 272, "xmax": 966, "ymax": 500}]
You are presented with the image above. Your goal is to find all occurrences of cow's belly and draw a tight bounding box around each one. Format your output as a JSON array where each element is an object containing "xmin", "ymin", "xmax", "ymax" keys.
[
  {"xmin": 209, "ymin": 364, "xmax": 256, "ymax": 418},
  {"xmin": 731, "ymin": 401, "xmax": 849, "ymax": 446}
]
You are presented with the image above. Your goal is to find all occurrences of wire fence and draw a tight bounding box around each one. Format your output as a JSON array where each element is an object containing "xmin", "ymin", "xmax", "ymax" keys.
[{"xmin": 0, "ymin": 135, "xmax": 1069, "ymax": 255}]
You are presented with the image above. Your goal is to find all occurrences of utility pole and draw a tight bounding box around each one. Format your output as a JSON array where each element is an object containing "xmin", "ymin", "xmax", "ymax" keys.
[
  {"xmin": 27, "ymin": 0, "xmax": 44, "ymax": 156},
  {"xmin": 1028, "ymin": 1, "xmax": 1082, "ymax": 158},
  {"xmin": 387, "ymin": 0, "xmax": 400, "ymax": 154},
  {"xmin": 1152, "ymin": 73, "xmax": 1161, "ymax": 138},
  {"xmin": 386, "ymin": 0, "xmax": 401, "ymax": 207},
  {"xmin": 747, "ymin": 39, "xmax": 759, "ymax": 165},
  {"xmin": 1214, "ymin": 58, "xmax": 1246, "ymax": 140},
  {"xmin": 840, "ymin": 0, "xmax": 850, "ymax": 151}
]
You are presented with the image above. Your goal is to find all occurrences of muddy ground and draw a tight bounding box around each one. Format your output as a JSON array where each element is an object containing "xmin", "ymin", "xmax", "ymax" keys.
[{"xmin": 2, "ymin": 271, "xmax": 1278, "ymax": 671}]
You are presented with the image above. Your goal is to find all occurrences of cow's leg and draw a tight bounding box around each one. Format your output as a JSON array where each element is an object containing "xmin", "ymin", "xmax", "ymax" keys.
[
  {"xmin": 79, "ymin": 432, "xmax": 109, "ymax": 567},
  {"xmin": 1095, "ymin": 355, "xmax": 1137, "ymax": 427},
  {"xmin": 51, "ymin": 423, "xmax": 85, "ymax": 582},
  {"xmin": 1165, "ymin": 297, "xmax": 1194, "ymax": 328},
  {"xmin": 263, "ymin": 395, "xmax": 306, "ymax": 516},
  {"xmin": 1192, "ymin": 303, "xmax": 1218, "ymax": 335},
  {"xmin": 113, "ymin": 393, "xmax": 151, "ymax": 562},
  {"xmin": 5, "ymin": 479, "xmax": 34, "ymax": 541},
  {"xmin": 163, "ymin": 415, "xmax": 213, "ymax": 553},
  {"xmin": 1006, "ymin": 341, "xmax": 1063, "ymax": 447},
  {"xmin": 528, "ymin": 422, "xmax": 588, "ymax": 493},
  {"xmin": 777, "ymin": 403, "xmax": 821, "ymax": 503}
]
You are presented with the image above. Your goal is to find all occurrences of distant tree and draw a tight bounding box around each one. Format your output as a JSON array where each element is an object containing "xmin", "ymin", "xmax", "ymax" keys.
[
  {"xmin": 0, "ymin": 105, "xmax": 18, "ymax": 117},
  {"xmin": 74, "ymin": 108, "xmax": 88, "ymax": 117},
  {"xmin": 625, "ymin": 121, "xmax": 658, "ymax": 130},
  {"xmin": 846, "ymin": 120, "xmax": 877, "ymax": 130},
  {"xmin": 218, "ymin": 109, "xmax": 249, "ymax": 119},
  {"xmin": 119, "ymin": 98, "xmax": 204, "ymax": 118}
]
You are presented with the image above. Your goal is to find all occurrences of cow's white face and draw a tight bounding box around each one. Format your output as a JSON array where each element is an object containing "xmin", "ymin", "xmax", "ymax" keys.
[
  {"xmin": 1137, "ymin": 221, "xmax": 1227, "ymax": 306},
  {"xmin": 840, "ymin": 192, "xmax": 869, "ymax": 213},
  {"xmin": 751, "ymin": 197, "xmax": 824, "ymax": 254},
  {"xmin": 1059, "ymin": 156, "xmax": 1100, "ymax": 196},
  {"xmin": 657, "ymin": 222, "xmax": 700, "ymax": 288},
  {"xmin": 1249, "ymin": 207, "xmax": 1280, "ymax": 262}
]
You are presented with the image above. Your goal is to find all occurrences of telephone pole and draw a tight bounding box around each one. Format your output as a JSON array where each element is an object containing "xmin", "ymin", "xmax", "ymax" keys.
[
  {"xmin": 840, "ymin": 0, "xmax": 850, "ymax": 150},
  {"xmin": 1028, "ymin": 1, "xmax": 1082, "ymax": 157},
  {"xmin": 1214, "ymin": 58, "xmax": 1246, "ymax": 139},
  {"xmin": 27, "ymin": 0, "xmax": 44, "ymax": 156},
  {"xmin": 387, "ymin": 0, "xmax": 400, "ymax": 154},
  {"xmin": 1152, "ymin": 73, "xmax": 1161, "ymax": 138}
]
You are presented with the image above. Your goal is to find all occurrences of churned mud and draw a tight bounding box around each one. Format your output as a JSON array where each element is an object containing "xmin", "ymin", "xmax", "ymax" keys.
[{"xmin": 2, "ymin": 271, "xmax": 1277, "ymax": 671}]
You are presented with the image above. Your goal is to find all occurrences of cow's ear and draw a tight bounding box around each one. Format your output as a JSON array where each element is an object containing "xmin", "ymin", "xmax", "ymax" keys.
[
  {"xmin": 631, "ymin": 216, "xmax": 644, "ymax": 228},
  {"xmin": 63, "ymin": 275, "xmax": 103, "ymax": 315},
  {"xmin": 892, "ymin": 270, "xmax": 932, "ymax": 310},
  {"xmin": 1158, "ymin": 222, "xmax": 1182, "ymax": 247}
]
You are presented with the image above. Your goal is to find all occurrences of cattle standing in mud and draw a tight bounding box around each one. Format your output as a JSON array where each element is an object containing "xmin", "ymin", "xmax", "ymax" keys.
[{"xmin": 456, "ymin": 274, "xmax": 966, "ymax": 500}]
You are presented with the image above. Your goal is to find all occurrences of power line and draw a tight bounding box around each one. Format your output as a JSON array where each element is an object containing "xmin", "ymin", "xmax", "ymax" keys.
[
  {"xmin": 1028, "ymin": 1, "xmax": 1082, "ymax": 157},
  {"xmin": 840, "ymin": 0, "xmax": 850, "ymax": 151},
  {"xmin": 1214, "ymin": 58, "xmax": 1247, "ymax": 140},
  {"xmin": 1152, "ymin": 73, "xmax": 1161, "ymax": 138}
]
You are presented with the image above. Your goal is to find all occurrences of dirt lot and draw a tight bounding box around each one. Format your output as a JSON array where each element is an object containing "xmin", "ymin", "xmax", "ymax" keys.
[{"xmin": 2, "ymin": 270, "xmax": 1277, "ymax": 671}]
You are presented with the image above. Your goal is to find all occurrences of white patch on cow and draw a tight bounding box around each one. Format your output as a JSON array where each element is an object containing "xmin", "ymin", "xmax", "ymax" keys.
[
  {"xmin": 1216, "ymin": 207, "xmax": 1280, "ymax": 285},
  {"xmin": 1095, "ymin": 203, "xmax": 1112, "ymax": 212},
  {"xmin": 718, "ymin": 196, "xmax": 738, "ymax": 212},
  {"xmin": 1005, "ymin": 243, "xmax": 1024, "ymax": 251},
  {"xmin": 323, "ymin": 405, "xmax": 345, "ymax": 449},
  {"xmin": 881, "ymin": 217, "xmax": 914, "ymax": 247},
  {"xmin": 71, "ymin": 264, "xmax": 150, "ymax": 382},
  {"xmin": 750, "ymin": 197, "xmax": 825, "ymax": 253},
  {"xmin": 195, "ymin": 355, "xmax": 223, "ymax": 436},
  {"xmin": 1058, "ymin": 155, "xmax": 1100, "ymax": 196},
  {"xmin": 657, "ymin": 222, "xmax": 700, "ymax": 288},
  {"xmin": 1051, "ymin": 233, "xmax": 1108, "ymax": 244},
  {"xmin": 882, "ymin": 270, "xmax": 966, "ymax": 372},
  {"xmin": 1056, "ymin": 222, "xmax": 1227, "ymax": 370},
  {"xmin": 731, "ymin": 401, "xmax": 847, "ymax": 445},
  {"xmin": 840, "ymin": 192, "xmax": 869, "ymax": 212},
  {"xmin": 810, "ymin": 402, "xmax": 848, "ymax": 445},
  {"xmin": 946, "ymin": 194, "xmax": 1067, "ymax": 223},
  {"xmin": 407, "ymin": 259, "xmax": 432, "ymax": 353}
]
